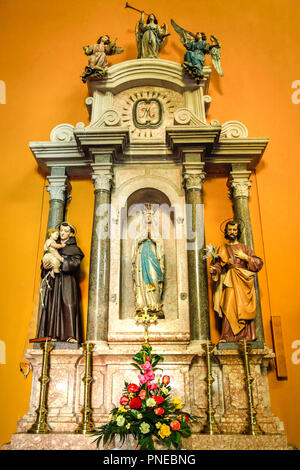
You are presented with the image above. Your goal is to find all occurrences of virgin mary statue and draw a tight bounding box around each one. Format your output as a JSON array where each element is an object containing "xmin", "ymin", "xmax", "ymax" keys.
[{"xmin": 132, "ymin": 205, "xmax": 165, "ymax": 318}]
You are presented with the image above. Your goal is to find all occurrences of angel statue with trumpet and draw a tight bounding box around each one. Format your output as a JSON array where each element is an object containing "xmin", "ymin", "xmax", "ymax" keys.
[
  {"xmin": 171, "ymin": 19, "xmax": 223, "ymax": 83},
  {"xmin": 81, "ymin": 34, "xmax": 124, "ymax": 83},
  {"xmin": 125, "ymin": 2, "xmax": 169, "ymax": 58}
]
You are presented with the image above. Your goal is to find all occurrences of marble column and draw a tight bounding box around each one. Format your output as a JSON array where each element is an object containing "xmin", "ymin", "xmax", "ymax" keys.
[
  {"xmin": 228, "ymin": 163, "xmax": 265, "ymax": 343},
  {"xmin": 183, "ymin": 159, "xmax": 210, "ymax": 341},
  {"xmin": 86, "ymin": 167, "xmax": 113, "ymax": 342},
  {"xmin": 46, "ymin": 168, "xmax": 69, "ymax": 229}
]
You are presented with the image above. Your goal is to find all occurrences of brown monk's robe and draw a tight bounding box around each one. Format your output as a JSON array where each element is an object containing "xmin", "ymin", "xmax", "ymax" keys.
[
  {"xmin": 37, "ymin": 236, "xmax": 84, "ymax": 342},
  {"xmin": 211, "ymin": 243, "xmax": 263, "ymax": 342}
]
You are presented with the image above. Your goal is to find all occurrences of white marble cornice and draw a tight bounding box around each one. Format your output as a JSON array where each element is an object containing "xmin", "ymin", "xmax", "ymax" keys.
[{"xmin": 87, "ymin": 59, "xmax": 212, "ymax": 96}]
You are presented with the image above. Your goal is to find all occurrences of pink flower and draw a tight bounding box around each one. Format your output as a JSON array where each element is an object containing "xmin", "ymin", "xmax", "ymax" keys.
[
  {"xmin": 139, "ymin": 390, "xmax": 147, "ymax": 400},
  {"xmin": 147, "ymin": 382, "xmax": 157, "ymax": 391},
  {"xmin": 144, "ymin": 372, "xmax": 155, "ymax": 382},
  {"xmin": 138, "ymin": 374, "xmax": 147, "ymax": 385},
  {"xmin": 141, "ymin": 361, "xmax": 152, "ymax": 372}
]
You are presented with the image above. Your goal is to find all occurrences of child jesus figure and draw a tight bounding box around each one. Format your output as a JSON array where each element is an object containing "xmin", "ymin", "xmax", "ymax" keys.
[{"xmin": 42, "ymin": 228, "xmax": 66, "ymax": 278}]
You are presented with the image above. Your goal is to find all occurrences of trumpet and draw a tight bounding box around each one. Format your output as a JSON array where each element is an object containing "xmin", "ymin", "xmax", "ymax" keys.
[{"xmin": 125, "ymin": 2, "xmax": 150, "ymax": 16}]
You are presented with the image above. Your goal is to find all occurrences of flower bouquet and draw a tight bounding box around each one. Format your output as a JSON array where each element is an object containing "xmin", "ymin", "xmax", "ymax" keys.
[{"xmin": 93, "ymin": 344, "xmax": 197, "ymax": 450}]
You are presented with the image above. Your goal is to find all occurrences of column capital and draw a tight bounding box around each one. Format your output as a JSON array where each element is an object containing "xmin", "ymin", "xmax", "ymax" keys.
[
  {"xmin": 92, "ymin": 173, "xmax": 113, "ymax": 192},
  {"xmin": 228, "ymin": 168, "xmax": 252, "ymax": 199},
  {"xmin": 46, "ymin": 175, "xmax": 68, "ymax": 201},
  {"xmin": 91, "ymin": 161, "xmax": 113, "ymax": 192},
  {"xmin": 183, "ymin": 162, "xmax": 206, "ymax": 191},
  {"xmin": 183, "ymin": 172, "xmax": 206, "ymax": 191}
]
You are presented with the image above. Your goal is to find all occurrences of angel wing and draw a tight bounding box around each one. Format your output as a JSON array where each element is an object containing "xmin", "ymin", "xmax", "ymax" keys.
[
  {"xmin": 106, "ymin": 41, "xmax": 124, "ymax": 56},
  {"xmin": 210, "ymin": 35, "xmax": 224, "ymax": 76},
  {"xmin": 112, "ymin": 46, "xmax": 124, "ymax": 55},
  {"xmin": 135, "ymin": 20, "xmax": 143, "ymax": 58},
  {"xmin": 171, "ymin": 19, "xmax": 196, "ymax": 44}
]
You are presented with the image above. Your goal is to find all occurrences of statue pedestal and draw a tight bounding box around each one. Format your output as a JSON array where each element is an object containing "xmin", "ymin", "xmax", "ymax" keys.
[{"xmin": 4, "ymin": 344, "xmax": 289, "ymax": 449}]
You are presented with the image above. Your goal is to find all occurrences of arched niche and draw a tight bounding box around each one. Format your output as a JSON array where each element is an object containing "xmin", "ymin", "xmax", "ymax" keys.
[{"xmin": 120, "ymin": 187, "xmax": 178, "ymax": 320}]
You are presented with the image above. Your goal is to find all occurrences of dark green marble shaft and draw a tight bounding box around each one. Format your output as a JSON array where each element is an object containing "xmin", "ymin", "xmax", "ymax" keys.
[
  {"xmin": 231, "ymin": 179, "xmax": 265, "ymax": 344},
  {"xmin": 47, "ymin": 199, "xmax": 65, "ymax": 230},
  {"xmin": 86, "ymin": 187, "xmax": 111, "ymax": 342},
  {"xmin": 185, "ymin": 188, "xmax": 210, "ymax": 341}
]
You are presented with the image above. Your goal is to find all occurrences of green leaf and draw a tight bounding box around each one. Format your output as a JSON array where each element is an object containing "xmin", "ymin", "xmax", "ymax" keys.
[
  {"xmin": 164, "ymin": 436, "xmax": 172, "ymax": 448},
  {"xmin": 180, "ymin": 428, "xmax": 191, "ymax": 437}
]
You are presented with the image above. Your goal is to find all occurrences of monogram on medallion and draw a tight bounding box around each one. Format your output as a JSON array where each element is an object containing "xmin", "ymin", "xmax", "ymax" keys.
[{"xmin": 133, "ymin": 98, "xmax": 163, "ymax": 129}]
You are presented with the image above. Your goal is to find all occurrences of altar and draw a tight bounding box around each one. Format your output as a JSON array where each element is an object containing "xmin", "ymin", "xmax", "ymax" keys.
[{"xmin": 4, "ymin": 31, "xmax": 290, "ymax": 450}]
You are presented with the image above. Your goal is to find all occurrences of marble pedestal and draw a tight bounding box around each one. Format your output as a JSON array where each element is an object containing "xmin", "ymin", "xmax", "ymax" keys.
[
  {"xmin": 3, "ymin": 433, "xmax": 290, "ymax": 450},
  {"xmin": 5, "ymin": 343, "xmax": 287, "ymax": 449}
]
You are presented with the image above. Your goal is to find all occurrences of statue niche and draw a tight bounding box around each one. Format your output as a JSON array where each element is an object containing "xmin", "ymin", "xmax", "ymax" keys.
[{"xmin": 120, "ymin": 188, "xmax": 177, "ymax": 321}]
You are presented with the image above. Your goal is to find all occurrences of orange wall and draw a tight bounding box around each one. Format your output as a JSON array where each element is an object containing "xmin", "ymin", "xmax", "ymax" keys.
[{"xmin": 0, "ymin": 0, "xmax": 299, "ymax": 448}]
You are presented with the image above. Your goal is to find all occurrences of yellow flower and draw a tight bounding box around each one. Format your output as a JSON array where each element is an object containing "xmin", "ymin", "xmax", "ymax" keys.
[
  {"xmin": 129, "ymin": 393, "xmax": 134, "ymax": 399},
  {"xmin": 126, "ymin": 423, "xmax": 131, "ymax": 429},
  {"xmin": 158, "ymin": 424, "xmax": 171, "ymax": 439},
  {"xmin": 161, "ymin": 386, "xmax": 169, "ymax": 395},
  {"xmin": 116, "ymin": 415, "xmax": 125, "ymax": 427},
  {"xmin": 137, "ymin": 413, "xmax": 143, "ymax": 419},
  {"xmin": 155, "ymin": 422, "xmax": 162, "ymax": 429},
  {"xmin": 140, "ymin": 422, "xmax": 150, "ymax": 434},
  {"xmin": 173, "ymin": 397, "xmax": 182, "ymax": 410},
  {"xmin": 118, "ymin": 406, "xmax": 128, "ymax": 413},
  {"xmin": 146, "ymin": 398, "xmax": 156, "ymax": 407}
]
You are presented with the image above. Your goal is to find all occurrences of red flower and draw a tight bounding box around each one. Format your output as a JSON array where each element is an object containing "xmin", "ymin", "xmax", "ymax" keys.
[
  {"xmin": 147, "ymin": 382, "xmax": 157, "ymax": 391},
  {"xmin": 153, "ymin": 395, "xmax": 164, "ymax": 405},
  {"xmin": 127, "ymin": 383, "xmax": 140, "ymax": 394},
  {"xmin": 120, "ymin": 395, "xmax": 129, "ymax": 406},
  {"xmin": 170, "ymin": 420, "xmax": 181, "ymax": 431},
  {"xmin": 139, "ymin": 390, "xmax": 147, "ymax": 400},
  {"xmin": 162, "ymin": 375, "xmax": 170, "ymax": 385},
  {"xmin": 154, "ymin": 407, "xmax": 164, "ymax": 416},
  {"xmin": 129, "ymin": 397, "xmax": 142, "ymax": 409},
  {"xmin": 180, "ymin": 414, "xmax": 189, "ymax": 424}
]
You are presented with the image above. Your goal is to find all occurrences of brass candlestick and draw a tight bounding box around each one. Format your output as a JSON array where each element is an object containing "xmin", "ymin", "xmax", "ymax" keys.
[
  {"xmin": 201, "ymin": 341, "xmax": 220, "ymax": 434},
  {"xmin": 75, "ymin": 342, "xmax": 96, "ymax": 434},
  {"xmin": 238, "ymin": 340, "xmax": 264, "ymax": 435},
  {"xmin": 135, "ymin": 307, "xmax": 157, "ymax": 346},
  {"xmin": 27, "ymin": 339, "xmax": 53, "ymax": 434}
]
